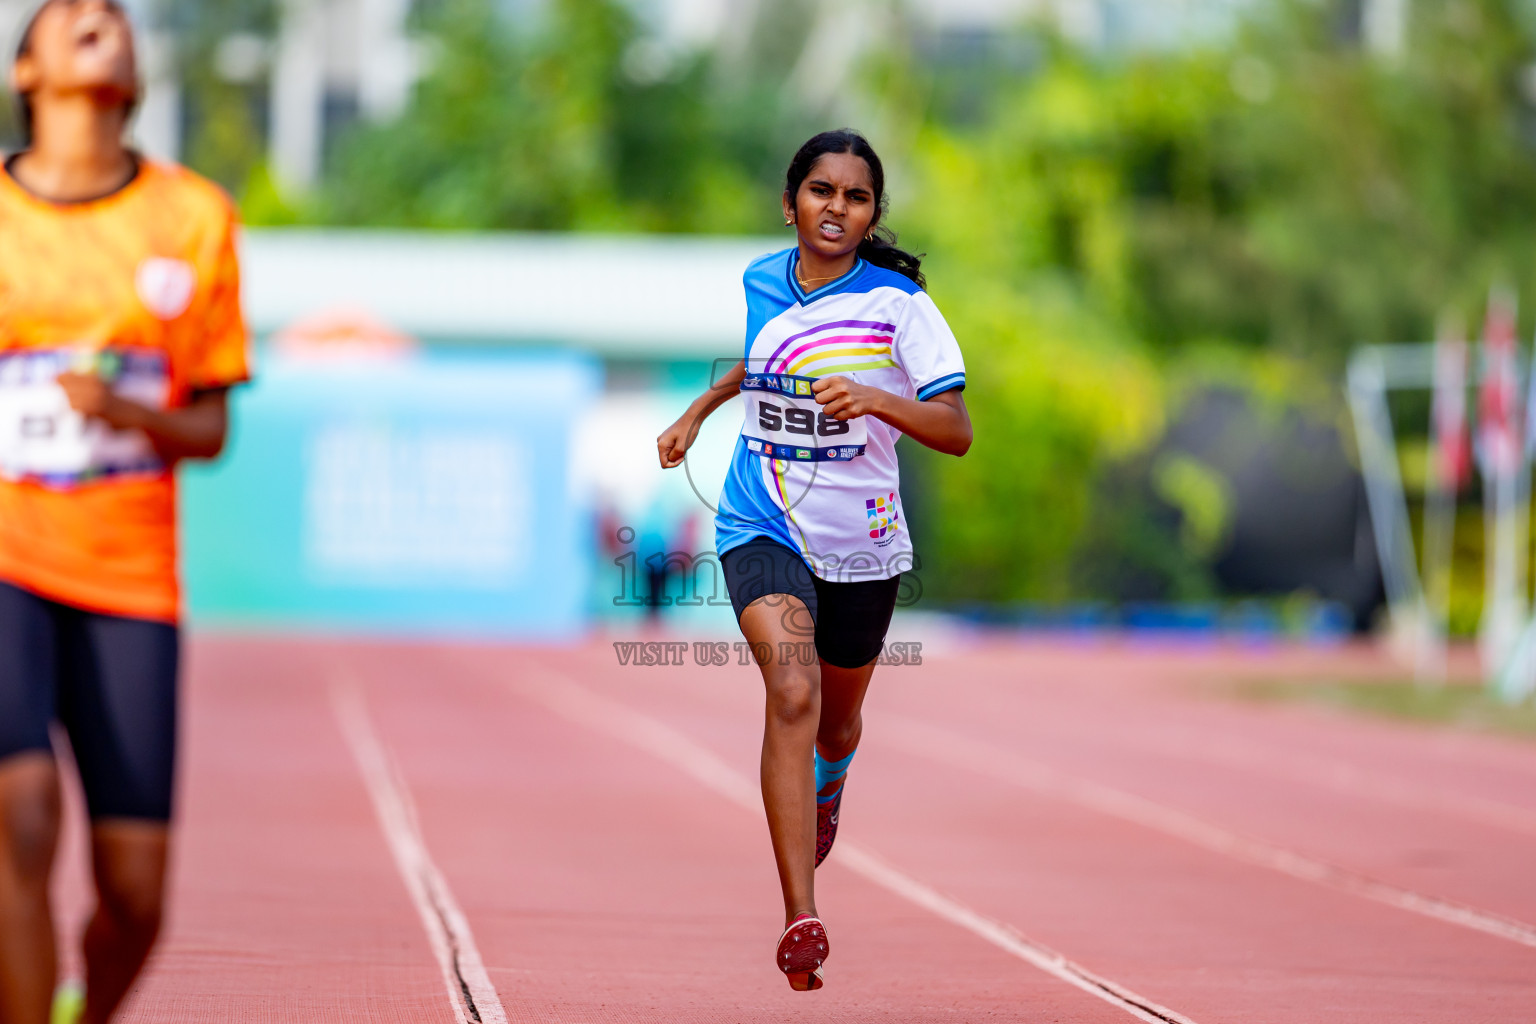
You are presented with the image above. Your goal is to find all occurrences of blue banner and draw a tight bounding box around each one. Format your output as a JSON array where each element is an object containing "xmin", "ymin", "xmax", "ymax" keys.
[{"xmin": 181, "ymin": 351, "xmax": 600, "ymax": 638}]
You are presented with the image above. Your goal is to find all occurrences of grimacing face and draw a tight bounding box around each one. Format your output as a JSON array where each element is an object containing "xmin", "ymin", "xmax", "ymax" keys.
[
  {"xmin": 784, "ymin": 151, "xmax": 879, "ymax": 266},
  {"xmin": 12, "ymin": 0, "xmax": 138, "ymax": 114}
]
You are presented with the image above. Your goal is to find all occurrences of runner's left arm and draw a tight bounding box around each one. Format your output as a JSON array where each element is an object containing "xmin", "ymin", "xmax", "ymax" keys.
[
  {"xmin": 811, "ymin": 378, "xmax": 971, "ymax": 457},
  {"xmin": 57, "ymin": 374, "xmax": 230, "ymax": 460}
]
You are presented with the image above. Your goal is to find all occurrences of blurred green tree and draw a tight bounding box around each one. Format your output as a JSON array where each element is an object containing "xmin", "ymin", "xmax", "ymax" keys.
[
  {"xmin": 0, "ymin": 90, "xmax": 18, "ymax": 152},
  {"xmin": 894, "ymin": 0, "xmax": 1536, "ymax": 604},
  {"xmin": 162, "ymin": 0, "xmax": 277, "ymax": 195},
  {"xmin": 305, "ymin": 0, "xmax": 821, "ymax": 232},
  {"xmin": 899, "ymin": 0, "xmax": 1536, "ymax": 365}
]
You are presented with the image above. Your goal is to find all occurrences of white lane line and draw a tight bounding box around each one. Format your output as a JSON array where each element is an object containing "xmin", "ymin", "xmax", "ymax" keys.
[
  {"xmin": 1145, "ymin": 729, "xmax": 1536, "ymax": 838},
  {"xmin": 882, "ymin": 715, "xmax": 1536, "ymax": 952},
  {"xmin": 1063, "ymin": 713, "xmax": 1536, "ymax": 839},
  {"xmin": 838, "ymin": 845, "xmax": 1196, "ymax": 1024},
  {"xmin": 331, "ymin": 678, "xmax": 509, "ymax": 1024},
  {"xmin": 503, "ymin": 665, "xmax": 1198, "ymax": 1024}
]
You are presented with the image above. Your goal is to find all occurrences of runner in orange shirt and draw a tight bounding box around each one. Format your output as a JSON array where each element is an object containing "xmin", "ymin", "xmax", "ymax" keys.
[{"xmin": 0, "ymin": 4, "xmax": 249, "ymax": 1021}]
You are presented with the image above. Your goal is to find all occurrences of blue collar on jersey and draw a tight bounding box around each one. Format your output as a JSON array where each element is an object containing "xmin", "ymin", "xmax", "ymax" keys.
[{"xmin": 787, "ymin": 251, "xmax": 868, "ymax": 305}]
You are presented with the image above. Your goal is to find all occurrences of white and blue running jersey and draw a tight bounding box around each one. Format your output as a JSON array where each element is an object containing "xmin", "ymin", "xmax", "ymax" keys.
[{"xmin": 715, "ymin": 248, "xmax": 966, "ymax": 581}]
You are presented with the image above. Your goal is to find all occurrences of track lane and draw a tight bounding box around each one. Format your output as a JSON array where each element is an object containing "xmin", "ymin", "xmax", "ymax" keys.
[
  {"xmin": 850, "ymin": 744, "xmax": 1536, "ymax": 1023},
  {"xmin": 106, "ymin": 637, "xmax": 1536, "ymax": 1020},
  {"xmin": 343, "ymin": 641, "xmax": 1154, "ymax": 1024},
  {"xmin": 862, "ymin": 646, "xmax": 1536, "ymax": 922},
  {"xmin": 109, "ymin": 639, "xmax": 457, "ymax": 1022},
  {"xmin": 475, "ymin": 639, "xmax": 1536, "ymax": 1021},
  {"xmin": 945, "ymin": 642, "xmax": 1536, "ymax": 793}
]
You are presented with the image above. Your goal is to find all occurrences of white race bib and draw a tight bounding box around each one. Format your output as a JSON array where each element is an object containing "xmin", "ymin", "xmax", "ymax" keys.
[
  {"xmin": 738, "ymin": 373, "xmax": 867, "ymax": 463},
  {"xmin": 0, "ymin": 348, "xmax": 169, "ymax": 485}
]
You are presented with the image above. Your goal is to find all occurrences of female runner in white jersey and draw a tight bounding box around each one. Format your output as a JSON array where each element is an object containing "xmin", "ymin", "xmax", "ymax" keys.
[{"xmin": 657, "ymin": 129, "xmax": 971, "ymax": 990}]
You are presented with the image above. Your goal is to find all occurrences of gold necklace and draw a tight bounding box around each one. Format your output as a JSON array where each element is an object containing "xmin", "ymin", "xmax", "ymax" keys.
[{"xmin": 797, "ymin": 268, "xmax": 846, "ymax": 289}]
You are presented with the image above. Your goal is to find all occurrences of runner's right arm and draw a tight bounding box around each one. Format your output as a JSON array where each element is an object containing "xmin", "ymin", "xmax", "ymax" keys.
[
  {"xmin": 657, "ymin": 360, "xmax": 746, "ymax": 469},
  {"xmin": 57, "ymin": 373, "xmax": 231, "ymax": 461}
]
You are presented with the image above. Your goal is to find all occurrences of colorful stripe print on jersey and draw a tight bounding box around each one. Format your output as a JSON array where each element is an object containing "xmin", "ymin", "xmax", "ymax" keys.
[
  {"xmin": 768, "ymin": 456, "xmax": 813, "ymax": 558},
  {"xmin": 758, "ymin": 319, "xmax": 898, "ymax": 377}
]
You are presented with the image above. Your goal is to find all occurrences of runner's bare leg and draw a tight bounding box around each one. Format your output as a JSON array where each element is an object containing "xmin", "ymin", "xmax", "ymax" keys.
[
  {"xmin": 740, "ymin": 596, "xmax": 820, "ymax": 924},
  {"xmin": 0, "ymin": 753, "xmax": 62, "ymax": 1024}
]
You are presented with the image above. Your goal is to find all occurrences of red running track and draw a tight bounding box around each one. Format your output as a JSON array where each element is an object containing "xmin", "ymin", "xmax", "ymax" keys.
[{"xmin": 61, "ymin": 636, "xmax": 1536, "ymax": 1022}]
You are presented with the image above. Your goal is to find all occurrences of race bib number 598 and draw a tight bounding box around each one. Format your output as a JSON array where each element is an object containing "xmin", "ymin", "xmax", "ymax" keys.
[{"xmin": 739, "ymin": 373, "xmax": 867, "ymax": 463}]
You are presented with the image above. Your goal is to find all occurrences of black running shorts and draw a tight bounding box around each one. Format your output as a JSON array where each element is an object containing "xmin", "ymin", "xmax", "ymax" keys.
[
  {"xmin": 0, "ymin": 581, "xmax": 179, "ymax": 821},
  {"xmin": 721, "ymin": 537, "xmax": 901, "ymax": 669}
]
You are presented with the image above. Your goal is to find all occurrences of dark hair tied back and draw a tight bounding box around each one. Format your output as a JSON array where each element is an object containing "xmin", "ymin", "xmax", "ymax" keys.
[{"xmin": 784, "ymin": 129, "xmax": 925, "ymax": 290}]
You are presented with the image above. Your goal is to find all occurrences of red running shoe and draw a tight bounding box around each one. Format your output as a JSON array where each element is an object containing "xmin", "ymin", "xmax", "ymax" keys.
[
  {"xmin": 815, "ymin": 787, "xmax": 843, "ymax": 868},
  {"xmin": 776, "ymin": 913, "xmax": 828, "ymax": 991}
]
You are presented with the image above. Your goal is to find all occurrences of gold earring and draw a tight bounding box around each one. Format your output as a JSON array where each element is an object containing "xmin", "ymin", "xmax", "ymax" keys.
[{"xmin": 785, "ymin": 217, "xmax": 793, "ymax": 226}]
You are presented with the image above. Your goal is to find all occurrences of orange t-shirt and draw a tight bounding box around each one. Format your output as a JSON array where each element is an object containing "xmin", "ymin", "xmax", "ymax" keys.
[{"xmin": 0, "ymin": 158, "xmax": 250, "ymax": 622}]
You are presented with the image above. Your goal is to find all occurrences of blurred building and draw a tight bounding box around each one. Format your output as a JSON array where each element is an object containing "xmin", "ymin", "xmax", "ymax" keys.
[{"xmin": 267, "ymin": 0, "xmax": 418, "ymax": 193}]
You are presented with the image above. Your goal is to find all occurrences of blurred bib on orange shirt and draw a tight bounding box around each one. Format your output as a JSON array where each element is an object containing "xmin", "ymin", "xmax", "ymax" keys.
[
  {"xmin": 0, "ymin": 158, "xmax": 251, "ymax": 622},
  {"xmin": 0, "ymin": 347, "xmax": 169, "ymax": 487}
]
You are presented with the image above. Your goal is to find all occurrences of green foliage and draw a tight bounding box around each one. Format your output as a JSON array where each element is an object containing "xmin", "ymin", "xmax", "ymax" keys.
[
  {"xmin": 0, "ymin": 91, "xmax": 19, "ymax": 152},
  {"xmin": 1151, "ymin": 453, "xmax": 1233, "ymax": 558},
  {"xmin": 163, "ymin": 0, "xmax": 278, "ymax": 194},
  {"xmin": 893, "ymin": 0, "xmax": 1536, "ymax": 604},
  {"xmin": 314, "ymin": 0, "xmax": 627, "ymax": 228},
  {"xmin": 305, "ymin": 0, "xmax": 820, "ymax": 232},
  {"xmin": 910, "ymin": 275, "xmax": 1165, "ymax": 603},
  {"xmin": 891, "ymin": 1, "xmax": 1536, "ymax": 366},
  {"xmin": 1236, "ymin": 677, "xmax": 1536, "ymax": 732}
]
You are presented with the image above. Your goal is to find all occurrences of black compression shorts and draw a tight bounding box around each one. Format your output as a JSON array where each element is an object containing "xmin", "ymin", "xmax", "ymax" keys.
[
  {"xmin": 721, "ymin": 537, "xmax": 901, "ymax": 669},
  {"xmin": 0, "ymin": 581, "xmax": 179, "ymax": 821}
]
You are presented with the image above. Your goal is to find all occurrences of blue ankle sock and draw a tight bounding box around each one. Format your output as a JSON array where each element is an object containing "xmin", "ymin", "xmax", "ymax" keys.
[{"xmin": 814, "ymin": 747, "xmax": 857, "ymax": 805}]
